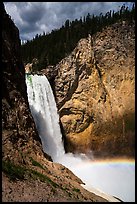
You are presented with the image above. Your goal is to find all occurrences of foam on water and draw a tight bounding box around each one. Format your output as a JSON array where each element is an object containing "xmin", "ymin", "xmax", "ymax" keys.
[{"xmin": 26, "ymin": 74, "xmax": 135, "ymax": 202}]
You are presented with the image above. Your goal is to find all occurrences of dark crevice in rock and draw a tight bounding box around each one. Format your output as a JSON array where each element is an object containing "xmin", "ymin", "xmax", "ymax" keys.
[{"xmin": 58, "ymin": 60, "xmax": 90, "ymax": 110}]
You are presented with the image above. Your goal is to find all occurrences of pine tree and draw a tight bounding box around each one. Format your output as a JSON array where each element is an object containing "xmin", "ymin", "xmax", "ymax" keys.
[{"xmin": 21, "ymin": 4, "xmax": 135, "ymax": 71}]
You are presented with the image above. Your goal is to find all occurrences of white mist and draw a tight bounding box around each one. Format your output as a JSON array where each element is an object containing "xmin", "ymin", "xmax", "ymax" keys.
[
  {"xmin": 26, "ymin": 74, "xmax": 135, "ymax": 202},
  {"xmin": 26, "ymin": 74, "xmax": 65, "ymax": 160}
]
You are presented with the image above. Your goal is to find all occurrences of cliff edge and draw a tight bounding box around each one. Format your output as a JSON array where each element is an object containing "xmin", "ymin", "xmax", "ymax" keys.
[
  {"xmin": 54, "ymin": 20, "xmax": 135, "ymax": 158},
  {"xmin": 2, "ymin": 3, "xmax": 110, "ymax": 202}
]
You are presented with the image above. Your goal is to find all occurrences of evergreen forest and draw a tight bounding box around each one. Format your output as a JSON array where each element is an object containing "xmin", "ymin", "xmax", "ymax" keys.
[{"xmin": 21, "ymin": 4, "xmax": 135, "ymax": 71}]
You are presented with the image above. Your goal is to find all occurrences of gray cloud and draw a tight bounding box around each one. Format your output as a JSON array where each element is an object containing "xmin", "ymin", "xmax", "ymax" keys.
[
  {"xmin": 18, "ymin": 3, "xmax": 46, "ymax": 23},
  {"xmin": 4, "ymin": 2, "xmax": 134, "ymax": 41}
]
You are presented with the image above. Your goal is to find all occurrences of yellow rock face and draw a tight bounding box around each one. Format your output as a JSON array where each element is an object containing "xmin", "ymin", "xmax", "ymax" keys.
[
  {"xmin": 55, "ymin": 22, "xmax": 135, "ymax": 158},
  {"xmin": 25, "ymin": 63, "xmax": 33, "ymax": 73}
]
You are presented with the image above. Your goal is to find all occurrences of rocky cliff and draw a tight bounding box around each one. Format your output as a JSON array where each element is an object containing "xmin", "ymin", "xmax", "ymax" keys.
[
  {"xmin": 2, "ymin": 3, "xmax": 110, "ymax": 202},
  {"xmin": 54, "ymin": 21, "xmax": 135, "ymax": 158},
  {"xmin": 2, "ymin": 1, "xmax": 47, "ymax": 167}
]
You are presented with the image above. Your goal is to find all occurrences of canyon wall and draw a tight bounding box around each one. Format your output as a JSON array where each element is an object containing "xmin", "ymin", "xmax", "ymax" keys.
[
  {"xmin": 2, "ymin": 4, "xmax": 109, "ymax": 202},
  {"xmin": 2, "ymin": 3, "xmax": 49, "ymax": 165},
  {"xmin": 54, "ymin": 21, "xmax": 135, "ymax": 158}
]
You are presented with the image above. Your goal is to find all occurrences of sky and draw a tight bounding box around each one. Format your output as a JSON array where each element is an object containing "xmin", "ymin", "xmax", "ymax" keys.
[{"xmin": 4, "ymin": 2, "xmax": 135, "ymax": 43}]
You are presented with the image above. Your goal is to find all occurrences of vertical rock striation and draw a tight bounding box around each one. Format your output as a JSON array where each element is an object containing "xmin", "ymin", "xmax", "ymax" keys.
[
  {"xmin": 1, "ymin": 4, "xmax": 122, "ymax": 202},
  {"xmin": 54, "ymin": 21, "xmax": 135, "ymax": 158}
]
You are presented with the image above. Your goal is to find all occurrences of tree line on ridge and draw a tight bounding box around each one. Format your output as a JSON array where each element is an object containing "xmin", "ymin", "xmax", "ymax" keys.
[{"xmin": 21, "ymin": 4, "xmax": 135, "ymax": 71}]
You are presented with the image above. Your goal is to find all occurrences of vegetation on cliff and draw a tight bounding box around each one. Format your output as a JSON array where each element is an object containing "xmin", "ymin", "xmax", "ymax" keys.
[
  {"xmin": 2, "ymin": 3, "xmax": 109, "ymax": 202},
  {"xmin": 21, "ymin": 3, "xmax": 135, "ymax": 70},
  {"xmin": 2, "ymin": 2, "xmax": 135, "ymax": 201},
  {"xmin": 53, "ymin": 19, "xmax": 135, "ymax": 157}
]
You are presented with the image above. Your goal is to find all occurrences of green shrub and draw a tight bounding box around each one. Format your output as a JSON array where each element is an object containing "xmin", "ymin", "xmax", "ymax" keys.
[
  {"xmin": 29, "ymin": 157, "xmax": 45, "ymax": 170},
  {"xmin": 2, "ymin": 160, "xmax": 59, "ymax": 188},
  {"xmin": 72, "ymin": 188, "xmax": 80, "ymax": 193},
  {"xmin": 2, "ymin": 160, "xmax": 26, "ymax": 181},
  {"xmin": 29, "ymin": 169, "xmax": 59, "ymax": 187}
]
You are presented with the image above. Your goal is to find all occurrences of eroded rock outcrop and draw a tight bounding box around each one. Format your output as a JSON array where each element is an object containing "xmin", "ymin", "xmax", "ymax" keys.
[
  {"xmin": 54, "ymin": 21, "xmax": 135, "ymax": 158},
  {"xmin": 2, "ymin": 2, "xmax": 49, "ymax": 166},
  {"xmin": 2, "ymin": 4, "xmax": 110, "ymax": 202}
]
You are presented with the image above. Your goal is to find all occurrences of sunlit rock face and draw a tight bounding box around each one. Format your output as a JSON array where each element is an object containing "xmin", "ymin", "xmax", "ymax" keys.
[
  {"xmin": 1, "ymin": 5, "xmax": 110, "ymax": 202},
  {"xmin": 54, "ymin": 21, "xmax": 135, "ymax": 158},
  {"xmin": 25, "ymin": 63, "xmax": 33, "ymax": 73}
]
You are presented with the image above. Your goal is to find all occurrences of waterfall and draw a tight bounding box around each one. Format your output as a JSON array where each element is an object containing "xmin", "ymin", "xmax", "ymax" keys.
[
  {"xmin": 25, "ymin": 74, "xmax": 135, "ymax": 202},
  {"xmin": 25, "ymin": 74, "xmax": 65, "ymax": 161},
  {"xmin": 25, "ymin": 74, "xmax": 89, "ymax": 163}
]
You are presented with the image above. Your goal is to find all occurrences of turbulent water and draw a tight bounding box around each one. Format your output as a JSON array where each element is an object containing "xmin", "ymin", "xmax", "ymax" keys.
[
  {"xmin": 25, "ymin": 74, "xmax": 65, "ymax": 160},
  {"xmin": 26, "ymin": 74, "xmax": 135, "ymax": 202}
]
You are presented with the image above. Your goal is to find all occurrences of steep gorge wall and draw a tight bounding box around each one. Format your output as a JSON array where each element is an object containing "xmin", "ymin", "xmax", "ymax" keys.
[
  {"xmin": 2, "ymin": 3, "xmax": 50, "ymax": 166},
  {"xmin": 54, "ymin": 21, "xmax": 135, "ymax": 158},
  {"xmin": 2, "ymin": 5, "xmax": 110, "ymax": 202}
]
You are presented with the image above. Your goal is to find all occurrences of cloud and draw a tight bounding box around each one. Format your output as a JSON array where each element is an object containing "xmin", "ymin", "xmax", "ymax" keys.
[
  {"xmin": 18, "ymin": 2, "xmax": 45, "ymax": 23},
  {"xmin": 4, "ymin": 2, "xmax": 134, "ymax": 41}
]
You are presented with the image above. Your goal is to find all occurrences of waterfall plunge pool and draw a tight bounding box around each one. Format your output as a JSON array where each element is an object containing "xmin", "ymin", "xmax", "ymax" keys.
[{"xmin": 26, "ymin": 74, "xmax": 135, "ymax": 202}]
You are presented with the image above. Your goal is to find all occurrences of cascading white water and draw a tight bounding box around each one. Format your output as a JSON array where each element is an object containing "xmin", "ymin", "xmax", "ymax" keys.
[
  {"xmin": 25, "ymin": 74, "xmax": 65, "ymax": 161},
  {"xmin": 25, "ymin": 74, "xmax": 89, "ymax": 163},
  {"xmin": 25, "ymin": 74, "xmax": 135, "ymax": 202}
]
